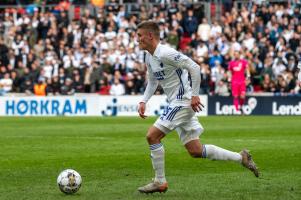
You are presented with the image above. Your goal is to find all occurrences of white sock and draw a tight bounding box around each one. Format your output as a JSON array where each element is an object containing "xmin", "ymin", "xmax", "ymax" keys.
[
  {"xmin": 203, "ymin": 144, "xmax": 242, "ymax": 163},
  {"xmin": 150, "ymin": 143, "xmax": 166, "ymax": 183}
]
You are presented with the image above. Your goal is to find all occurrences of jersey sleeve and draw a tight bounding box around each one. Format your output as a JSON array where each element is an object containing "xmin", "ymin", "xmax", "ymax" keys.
[
  {"xmin": 160, "ymin": 48, "xmax": 201, "ymax": 96},
  {"xmin": 140, "ymin": 55, "xmax": 159, "ymax": 104}
]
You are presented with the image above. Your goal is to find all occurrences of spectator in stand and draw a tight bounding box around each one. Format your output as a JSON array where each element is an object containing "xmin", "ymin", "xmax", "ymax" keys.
[
  {"xmin": 272, "ymin": 57, "xmax": 287, "ymax": 78},
  {"xmin": 51, "ymin": 76, "xmax": 61, "ymax": 95},
  {"xmin": 199, "ymin": 63, "xmax": 211, "ymax": 94},
  {"xmin": 125, "ymin": 78, "xmax": 135, "ymax": 95},
  {"xmin": 73, "ymin": 72, "xmax": 84, "ymax": 93},
  {"xmin": 275, "ymin": 75, "xmax": 288, "ymax": 95},
  {"xmin": 0, "ymin": 38, "xmax": 9, "ymax": 66},
  {"xmin": 210, "ymin": 19, "xmax": 222, "ymax": 38},
  {"xmin": 20, "ymin": 79, "xmax": 33, "ymax": 95},
  {"xmin": 0, "ymin": 73, "xmax": 12, "ymax": 95},
  {"xmin": 34, "ymin": 78, "xmax": 47, "ymax": 96},
  {"xmin": 90, "ymin": 62, "xmax": 103, "ymax": 93},
  {"xmin": 209, "ymin": 49, "xmax": 223, "ymax": 68},
  {"xmin": 285, "ymin": 72, "xmax": 296, "ymax": 94},
  {"xmin": 183, "ymin": 9, "xmax": 198, "ymax": 37},
  {"xmin": 110, "ymin": 78, "xmax": 125, "ymax": 96},
  {"xmin": 195, "ymin": 41, "xmax": 208, "ymax": 63},
  {"xmin": 197, "ymin": 18, "xmax": 210, "ymax": 43},
  {"xmin": 10, "ymin": 71, "xmax": 19, "ymax": 92},
  {"xmin": 99, "ymin": 78, "xmax": 111, "ymax": 95},
  {"xmin": 261, "ymin": 74, "xmax": 273, "ymax": 92},
  {"xmin": 60, "ymin": 77, "xmax": 75, "ymax": 95},
  {"xmin": 0, "ymin": 2, "xmax": 300, "ymax": 97},
  {"xmin": 215, "ymin": 80, "xmax": 229, "ymax": 96},
  {"xmin": 46, "ymin": 78, "xmax": 54, "ymax": 95},
  {"xmin": 211, "ymin": 61, "xmax": 225, "ymax": 88}
]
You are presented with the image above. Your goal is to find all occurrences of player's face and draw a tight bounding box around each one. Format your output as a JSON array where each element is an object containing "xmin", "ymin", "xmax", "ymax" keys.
[
  {"xmin": 137, "ymin": 28, "xmax": 150, "ymax": 50},
  {"xmin": 234, "ymin": 51, "xmax": 240, "ymax": 60}
]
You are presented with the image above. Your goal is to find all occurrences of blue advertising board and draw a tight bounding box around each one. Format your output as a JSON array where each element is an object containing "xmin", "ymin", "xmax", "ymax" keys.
[{"xmin": 208, "ymin": 96, "xmax": 301, "ymax": 115}]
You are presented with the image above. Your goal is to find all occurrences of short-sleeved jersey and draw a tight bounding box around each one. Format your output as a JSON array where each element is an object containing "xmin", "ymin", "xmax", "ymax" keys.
[
  {"xmin": 143, "ymin": 43, "xmax": 200, "ymax": 107},
  {"xmin": 228, "ymin": 59, "xmax": 248, "ymax": 83}
]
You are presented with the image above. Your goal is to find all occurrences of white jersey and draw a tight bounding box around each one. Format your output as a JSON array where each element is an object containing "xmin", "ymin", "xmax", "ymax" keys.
[{"xmin": 141, "ymin": 43, "xmax": 201, "ymax": 107}]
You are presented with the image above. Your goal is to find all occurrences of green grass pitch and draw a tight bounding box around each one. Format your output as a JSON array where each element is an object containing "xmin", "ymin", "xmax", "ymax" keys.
[{"xmin": 0, "ymin": 116, "xmax": 300, "ymax": 200}]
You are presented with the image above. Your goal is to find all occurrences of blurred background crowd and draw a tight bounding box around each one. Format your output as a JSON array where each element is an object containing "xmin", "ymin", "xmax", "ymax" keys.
[{"xmin": 0, "ymin": 0, "xmax": 301, "ymax": 96}]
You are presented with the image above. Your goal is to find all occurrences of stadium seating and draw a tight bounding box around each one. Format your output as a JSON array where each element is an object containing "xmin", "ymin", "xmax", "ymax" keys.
[{"xmin": 0, "ymin": 0, "xmax": 300, "ymax": 96}]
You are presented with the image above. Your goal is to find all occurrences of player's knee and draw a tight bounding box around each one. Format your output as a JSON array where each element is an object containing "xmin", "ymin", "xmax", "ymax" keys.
[
  {"xmin": 146, "ymin": 134, "xmax": 153, "ymax": 143},
  {"xmin": 146, "ymin": 126, "xmax": 165, "ymax": 144},
  {"xmin": 189, "ymin": 150, "xmax": 202, "ymax": 158},
  {"xmin": 187, "ymin": 148, "xmax": 202, "ymax": 158},
  {"xmin": 146, "ymin": 133, "xmax": 158, "ymax": 144},
  {"xmin": 185, "ymin": 138, "xmax": 203, "ymax": 158}
]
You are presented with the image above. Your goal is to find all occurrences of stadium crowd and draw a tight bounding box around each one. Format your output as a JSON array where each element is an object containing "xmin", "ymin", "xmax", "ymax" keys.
[{"xmin": 0, "ymin": 1, "xmax": 301, "ymax": 96}]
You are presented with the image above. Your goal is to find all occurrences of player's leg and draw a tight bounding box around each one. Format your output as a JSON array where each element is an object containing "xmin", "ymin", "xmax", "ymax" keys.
[
  {"xmin": 232, "ymin": 83, "xmax": 240, "ymax": 111},
  {"xmin": 184, "ymin": 140, "xmax": 259, "ymax": 177},
  {"xmin": 179, "ymin": 116, "xmax": 259, "ymax": 177},
  {"xmin": 185, "ymin": 139, "xmax": 241, "ymax": 161},
  {"xmin": 146, "ymin": 126, "xmax": 166, "ymax": 184},
  {"xmin": 138, "ymin": 122, "xmax": 171, "ymax": 193},
  {"xmin": 239, "ymin": 82, "xmax": 246, "ymax": 113},
  {"xmin": 138, "ymin": 106, "xmax": 188, "ymax": 193}
]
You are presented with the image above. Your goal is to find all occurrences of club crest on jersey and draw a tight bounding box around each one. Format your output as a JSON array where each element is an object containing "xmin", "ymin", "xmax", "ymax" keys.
[
  {"xmin": 174, "ymin": 54, "xmax": 181, "ymax": 61},
  {"xmin": 234, "ymin": 63, "xmax": 242, "ymax": 71},
  {"xmin": 153, "ymin": 70, "xmax": 165, "ymax": 80}
]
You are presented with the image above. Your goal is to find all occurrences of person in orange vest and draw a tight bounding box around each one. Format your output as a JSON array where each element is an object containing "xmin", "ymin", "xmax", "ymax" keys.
[{"xmin": 34, "ymin": 78, "xmax": 47, "ymax": 96}]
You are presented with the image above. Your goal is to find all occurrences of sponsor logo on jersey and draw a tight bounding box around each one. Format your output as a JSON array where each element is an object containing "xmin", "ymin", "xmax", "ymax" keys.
[
  {"xmin": 233, "ymin": 63, "xmax": 242, "ymax": 71},
  {"xmin": 153, "ymin": 70, "xmax": 165, "ymax": 80},
  {"xmin": 174, "ymin": 54, "xmax": 181, "ymax": 61}
]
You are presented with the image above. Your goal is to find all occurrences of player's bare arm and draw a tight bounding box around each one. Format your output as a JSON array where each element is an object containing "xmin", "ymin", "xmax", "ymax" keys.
[{"xmin": 138, "ymin": 102, "xmax": 147, "ymax": 119}]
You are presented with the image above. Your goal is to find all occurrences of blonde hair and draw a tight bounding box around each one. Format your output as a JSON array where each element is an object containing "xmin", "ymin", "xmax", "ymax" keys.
[{"xmin": 137, "ymin": 20, "xmax": 160, "ymax": 39}]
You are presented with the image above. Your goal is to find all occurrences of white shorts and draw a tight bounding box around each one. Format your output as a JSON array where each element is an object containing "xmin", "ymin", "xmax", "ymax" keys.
[{"xmin": 154, "ymin": 106, "xmax": 204, "ymax": 145}]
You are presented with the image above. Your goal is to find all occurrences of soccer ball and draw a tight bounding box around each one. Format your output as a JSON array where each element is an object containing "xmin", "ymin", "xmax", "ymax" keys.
[{"xmin": 57, "ymin": 169, "xmax": 82, "ymax": 194}]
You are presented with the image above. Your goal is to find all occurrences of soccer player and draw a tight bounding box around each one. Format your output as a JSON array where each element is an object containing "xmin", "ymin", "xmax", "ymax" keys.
[
  {"xmin": 136, "ymin": 21, "xmax": 259, "ymax": 194},
  {"xmin": 228, "ymin": 51, "xmax": 251, "ymax": 114}
]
